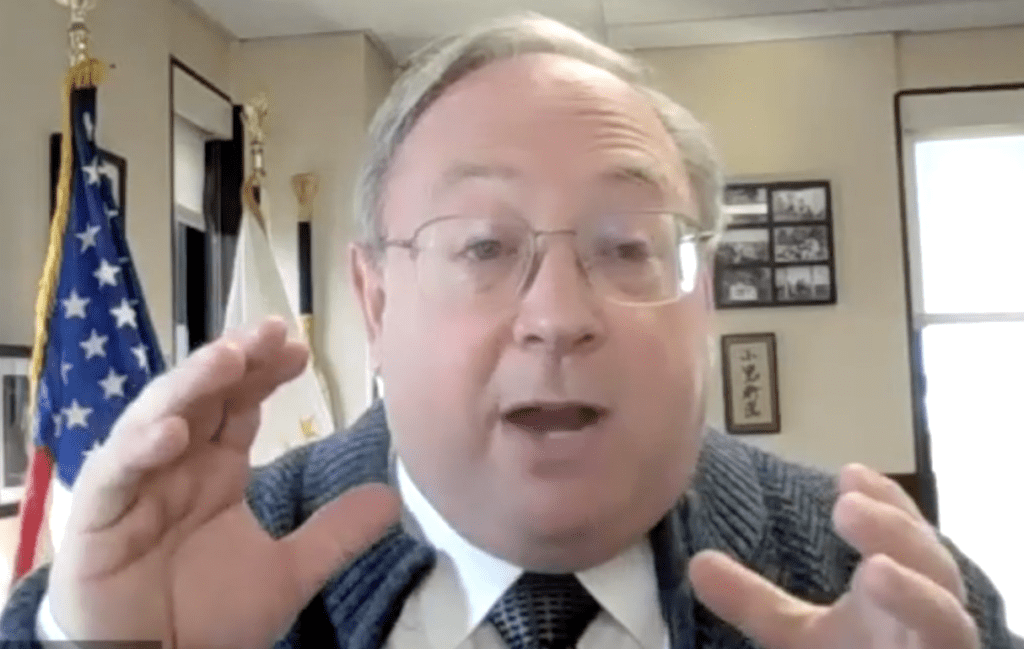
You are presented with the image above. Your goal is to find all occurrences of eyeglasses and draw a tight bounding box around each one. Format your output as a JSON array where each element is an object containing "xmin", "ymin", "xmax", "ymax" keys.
[{"xmin": 379, "ymin": 212, "xmax": 715, "ymax": 307}]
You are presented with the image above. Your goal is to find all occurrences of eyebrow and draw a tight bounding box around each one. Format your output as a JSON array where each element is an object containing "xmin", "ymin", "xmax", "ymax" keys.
[
  {"xmin": 596, "ymin": 162, "xmax": 673, "ymax": 195},
  {"xmin": 435, "ymin": 162, "xmax": 523, "ymax": 193}
]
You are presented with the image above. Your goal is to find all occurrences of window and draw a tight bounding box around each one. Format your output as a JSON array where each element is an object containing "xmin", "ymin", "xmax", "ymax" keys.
[{"xmin": 901, "ymin": 87, "xmax": 1024, "ymax": 633}]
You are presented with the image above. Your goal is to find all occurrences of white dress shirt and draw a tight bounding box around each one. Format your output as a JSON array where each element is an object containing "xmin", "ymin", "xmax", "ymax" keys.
[
  {"xmin": 38, "ymin": 462, "xmax": 670, "ymax": 649},
  {"xmin": 390, "ymin": 462, "xmax": 669, "ymax": 649}
]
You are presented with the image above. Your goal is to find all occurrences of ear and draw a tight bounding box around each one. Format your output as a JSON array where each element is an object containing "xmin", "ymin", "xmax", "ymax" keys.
[{"xmin": 350, "ymin": 243, "xmax": 386, "ymax": 368}]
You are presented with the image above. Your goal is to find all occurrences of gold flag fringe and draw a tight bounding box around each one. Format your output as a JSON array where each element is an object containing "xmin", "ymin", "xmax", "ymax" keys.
[{"xmin": 27, "ymin": 57, "xmax": 108, "ymax": 425}]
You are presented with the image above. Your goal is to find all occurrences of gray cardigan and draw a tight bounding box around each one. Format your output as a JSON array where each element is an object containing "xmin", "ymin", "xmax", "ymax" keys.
[{"xmin": 1, "ymin": 401, "xmax": 1014, "ymax": 648}]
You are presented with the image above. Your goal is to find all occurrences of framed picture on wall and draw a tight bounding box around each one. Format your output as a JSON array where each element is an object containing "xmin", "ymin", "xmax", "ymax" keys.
[
  {"xmin": 715, "ymin": 180, "xmax": 837, "ymax": 308},
  {"xmin": 0, "ymin": 345, "xmax": 32, "ymax": 517},
  {"xmin": 721, "ymin": 333, "xmax": 781, "ymax": 435}
]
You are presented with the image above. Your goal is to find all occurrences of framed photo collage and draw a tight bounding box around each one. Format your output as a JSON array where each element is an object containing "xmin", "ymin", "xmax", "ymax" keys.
[{"xmin": 714, "ymin": 180, "xmax": 837, "ymax": 309}]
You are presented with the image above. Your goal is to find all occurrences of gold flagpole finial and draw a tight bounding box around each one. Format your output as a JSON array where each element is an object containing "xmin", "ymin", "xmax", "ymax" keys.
[
  {"xmin": 291, "ymin": 172, "xmax": 320, "ymax": 222},
  {"xmin": 241, "ymin": 93, "xmax": 270, "ymax": 230},
  {"xmin": 56, "ymin": 0, "xmax": 98, "ymax": 66},
  {"xmin": 242, "ymin": 93, "xmax": 270, "ymax": 182}
]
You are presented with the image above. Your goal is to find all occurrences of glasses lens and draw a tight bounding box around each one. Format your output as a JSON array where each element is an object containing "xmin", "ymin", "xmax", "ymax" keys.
[
  {"xmin": 415, "ymin": 216, "xmax": 531, "ymax": 301},
  {"xmin": 582, "ymin": 212, "xmax": 700, "ymax": 304}
]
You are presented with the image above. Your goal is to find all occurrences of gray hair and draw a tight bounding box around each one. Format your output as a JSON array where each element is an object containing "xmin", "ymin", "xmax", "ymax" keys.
[{"xmin": 354, "ymin": 13, "xmax": 725, "ymax": 255}]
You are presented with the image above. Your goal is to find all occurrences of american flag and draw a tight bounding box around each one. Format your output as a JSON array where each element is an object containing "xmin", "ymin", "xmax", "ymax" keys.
[{"xmin": 14, "ymin": 86, "xmax": 164, "ymax": 580}]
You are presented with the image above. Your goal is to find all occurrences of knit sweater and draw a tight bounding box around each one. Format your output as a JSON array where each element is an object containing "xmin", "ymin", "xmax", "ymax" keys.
[{"xmin": 1, "ymin": 401, "xmax": 1014, "ymax": 648}]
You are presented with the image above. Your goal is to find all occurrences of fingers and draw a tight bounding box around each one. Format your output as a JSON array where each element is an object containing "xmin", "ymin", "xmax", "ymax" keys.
[
  {"xmin": 853, "ymin": 554, "xmax": 979, "ymax": 649},
  {"xmin": 836, "ymin": 464, "xmax": 965, "ymax": 603},
  {"xmin": 108, "ymin": 337, "xmax": 248, "ymax": 447},
  {"xmin": 833, "ymin": 491, "xmax": 965, "ymax": 602},
  {"xmin": 839, "ymin": 464, "xmax": 923, "ymax": 522},
  {"xmin": 72, "ymin": 415, "xmax": 191, "ymax": 532},
  {"xmin": 73, "ymin": 317, "xmax": 302, "ymax": 533},
  {"xmin": 689, "ymin": 550, "xmax": 814, "ymax": 649},
  {"xmin": 280, "ymin": 484, "xmax": 401, "ymax": 608}
]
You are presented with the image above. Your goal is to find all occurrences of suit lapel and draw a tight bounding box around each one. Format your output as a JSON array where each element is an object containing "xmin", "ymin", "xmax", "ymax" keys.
[
  {"xmin": 311, "ymin": 407, "xmax": 773, "ymax": 649},
  {"xmin": 654, "ymin": 430, "xmax": 771, "ymax": 649},
  {"xmin": 322, "ymin": 527, "xmax": 436, "ymax": 649}
]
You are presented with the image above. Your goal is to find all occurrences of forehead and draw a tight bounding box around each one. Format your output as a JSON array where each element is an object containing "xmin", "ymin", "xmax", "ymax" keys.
[{"xmin": 384, "ymin": 53, "xmax": 689, "ymax": 214}]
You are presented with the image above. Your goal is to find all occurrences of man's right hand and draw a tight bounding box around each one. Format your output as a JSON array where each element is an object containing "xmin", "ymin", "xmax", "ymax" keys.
[{"xmin": 47, "ymin": 318, "xmax": 401, "ymax": 648}]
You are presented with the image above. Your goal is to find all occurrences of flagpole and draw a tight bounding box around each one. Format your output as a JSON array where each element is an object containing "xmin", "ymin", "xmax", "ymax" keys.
[
  {"xmin": 292, "ymin": 173, "xmax": 317, "ymax": 347},
  {"xmin": 12, "ymin": 0, "xmax": 108, "ymax": 587}
]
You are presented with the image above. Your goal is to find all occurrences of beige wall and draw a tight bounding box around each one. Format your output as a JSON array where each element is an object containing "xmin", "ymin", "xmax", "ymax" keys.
[
  {"xmin": 636, "ymin": 35, "xmax": 917, "ymax": 474},
  {"xmin": 898, "ymin": 26, "xmax": 1024, "ymax": 89},
  {"xmin": 171, "ymin": 2, "xmax": 234, "ymax": 92},
  {"xmin": 634, "ymin": 25, "xmax": 1023, "ymax": 474},
  {"xmin": 231, "ymin": 33, "xmax": 395, "ymax": 426}
]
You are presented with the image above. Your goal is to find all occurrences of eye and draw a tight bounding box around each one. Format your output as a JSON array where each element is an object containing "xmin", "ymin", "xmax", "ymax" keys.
[
  {"xmin": 597, "ymin": 237, "xmax": 655, "ymax": 262},
  {"xmin": 460, "ymin": 237, "xmax": 518, "ymax": 261}
]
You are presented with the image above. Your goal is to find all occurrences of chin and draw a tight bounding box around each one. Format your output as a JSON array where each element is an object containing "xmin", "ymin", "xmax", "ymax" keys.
[{"xmin": 501, "ymin": 495, "xmax": 647, "ymax": 572}]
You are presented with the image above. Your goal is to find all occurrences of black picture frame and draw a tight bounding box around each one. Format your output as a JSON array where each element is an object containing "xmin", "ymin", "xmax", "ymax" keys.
[
  {"xmin": 715, "ymin": 180, "xmax": 837, "ymax": 308},
  {"xmin": 50, "ymin": 132, "xmax": 127, "ymax": 222},
  {"xmin": 721, "ymin": 333, "xmax": 781, "ymax": 435},
  {"xmin": 0, "ymin": 345, "xmax": 32, "ymax": 518}
]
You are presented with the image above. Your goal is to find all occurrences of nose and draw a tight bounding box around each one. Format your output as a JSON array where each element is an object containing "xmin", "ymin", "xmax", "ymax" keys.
[{"xmin": 513, "ymin": 236, "xmax": 605, "ymax": 357}]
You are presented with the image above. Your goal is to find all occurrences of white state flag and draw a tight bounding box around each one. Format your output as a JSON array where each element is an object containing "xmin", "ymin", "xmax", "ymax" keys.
[{"xmin": 223, "ymin": 212, "xmax": 335, "ymax": 466}]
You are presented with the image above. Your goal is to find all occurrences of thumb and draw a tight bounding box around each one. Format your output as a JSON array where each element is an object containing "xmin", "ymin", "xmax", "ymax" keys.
[
  {"xmin": 689, "ymin": 549, "xmax": 814, "ymax": 649},
  {"xmin": 280, "ymin": 484, "xmax": 401, "ymax": 605}
]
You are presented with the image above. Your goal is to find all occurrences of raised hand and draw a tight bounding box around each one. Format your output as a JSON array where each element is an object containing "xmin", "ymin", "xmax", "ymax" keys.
[
  {"xmin": 47, "ymin": 318, "xmax": 400, "ymax": 648},
  {"xmin": 690, "ymin": 464, "xmax": 979, "ymax": 649}
]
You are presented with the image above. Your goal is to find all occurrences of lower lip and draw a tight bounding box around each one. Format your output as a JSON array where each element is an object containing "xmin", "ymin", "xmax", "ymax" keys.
[{"xmin": 500, "ymin": 417, "xmax": 608, "ymax": 467}]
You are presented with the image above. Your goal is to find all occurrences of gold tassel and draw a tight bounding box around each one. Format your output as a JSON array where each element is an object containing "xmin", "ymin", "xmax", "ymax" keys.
[{"xmin": 26, "ymin": 57, "xmax": 108, "ymax": 424}]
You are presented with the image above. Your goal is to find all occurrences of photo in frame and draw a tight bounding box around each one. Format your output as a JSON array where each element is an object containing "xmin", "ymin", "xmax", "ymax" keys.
[
  {"xmin": 720, "ymin": 333, "xmax": 781, "ymax": 435},
  {"xmin": 716, "ymin": 180, "xmax": 836, "ymax": 308},
  {"xmin": 0, "ymin": 345, "xmax": 32, "ymax": 517}
]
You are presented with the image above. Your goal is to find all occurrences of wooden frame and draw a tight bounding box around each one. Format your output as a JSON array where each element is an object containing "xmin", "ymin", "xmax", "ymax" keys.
[
  {"xmin": 0, "ymin": 345, "xmax": 31, "ymax": 517},
  {"xmin": 715, "ymin": 180, "xmax": 838, "ymax": 308},
  {"xmin": 721, "ymin": 333, "xmax": 781, "ymax": 434}
]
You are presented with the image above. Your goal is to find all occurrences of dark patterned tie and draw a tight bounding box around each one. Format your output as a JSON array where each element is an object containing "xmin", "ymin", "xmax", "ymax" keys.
[{"xmin": 486, "ymin": 572, "xmax": 601, "ymax": 649}]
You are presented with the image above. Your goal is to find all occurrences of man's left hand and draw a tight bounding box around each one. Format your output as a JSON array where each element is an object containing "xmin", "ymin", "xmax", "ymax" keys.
[{"xmin": 689, "ymin": 464, "xmax": 979, "ymax": 649}]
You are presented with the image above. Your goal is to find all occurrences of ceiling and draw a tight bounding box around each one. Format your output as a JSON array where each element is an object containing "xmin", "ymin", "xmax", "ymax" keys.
[{"xmin": 186, "ymin": 0, "xmax": 1024, "ymax": 60}]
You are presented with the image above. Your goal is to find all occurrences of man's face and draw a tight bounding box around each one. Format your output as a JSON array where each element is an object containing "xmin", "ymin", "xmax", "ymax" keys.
[{"xmin": 353, "ymin": 53, "xmax": 713, "ymax": 571}]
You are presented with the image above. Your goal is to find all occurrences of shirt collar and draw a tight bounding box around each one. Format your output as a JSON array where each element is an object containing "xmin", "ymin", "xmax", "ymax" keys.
[{"xmin": 397, "ymin": 460, "xmax": 663, "ymax": 649}]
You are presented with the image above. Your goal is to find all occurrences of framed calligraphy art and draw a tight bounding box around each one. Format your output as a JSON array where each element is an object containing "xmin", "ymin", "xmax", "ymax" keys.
[{"xmin": 721, "ymin": 333, "xmax": 781, "ymax": 435}]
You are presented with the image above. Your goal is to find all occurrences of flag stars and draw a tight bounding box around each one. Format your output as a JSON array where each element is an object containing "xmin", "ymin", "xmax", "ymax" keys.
[
  {"xmin": 132, "ymin": 344, "xmax": 150, "ymax": 373},
  {"xmin": 61, "ymin": 362, "xmax": 73, "ymax": 384},
  {"xmin": 62, "ymin": 290, "xmax": 89, "ymax": 319},
  {"xmin": 64, "ymin": 399, "xmax": 93, "ymax": 429},
  {"xmin": 52, "ymin": 414, "xmax": 64, "ymax": 438},
  {"xmin": 99, "ymin": 368, "xmax": 128, "ymax": 400},
  {"xmin": 82, "ymin": 157, "xmax": 102, "ymax": 185},
  {"xmin": 110, "ymin": 299, "xmax": 138, "ymax": 330},
  {"xmin": 83, "ymin": 111, "xmax": 95, "ymax": 141},
  {"xmin": 83, "ymin": 438, "xmax": 103, "ymax": 463},
  {"xmin": 94, "ymin": 258, "xmax": 121, "ymax": 288},
  {"xmin": 80, "ymin": 329, "xmax": 108, "ymax": 360},
  {"xmin": 75, "ymin": 224, "xmax": 100, "ymax": 253}
]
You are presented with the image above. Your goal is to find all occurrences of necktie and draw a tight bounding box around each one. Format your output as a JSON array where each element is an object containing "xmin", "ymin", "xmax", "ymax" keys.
[{"xmin": 486, "ymin": 572, "xmax": 601, "ymax": 649}]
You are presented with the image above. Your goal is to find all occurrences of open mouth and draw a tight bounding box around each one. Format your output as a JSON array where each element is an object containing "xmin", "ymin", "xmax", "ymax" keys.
[{"xmin": 502, "ymin": 403, "xmax": 607, "ymax": 434}]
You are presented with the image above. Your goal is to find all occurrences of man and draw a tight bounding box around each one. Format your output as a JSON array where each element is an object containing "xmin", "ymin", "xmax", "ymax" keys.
[{"xmin": 2, "ymin": 13, "xmax": 1014, "ymax": 649}]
